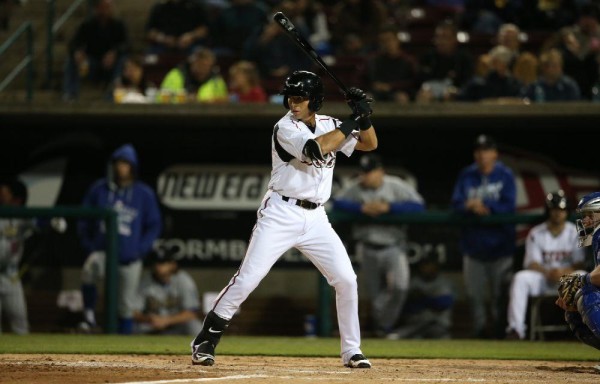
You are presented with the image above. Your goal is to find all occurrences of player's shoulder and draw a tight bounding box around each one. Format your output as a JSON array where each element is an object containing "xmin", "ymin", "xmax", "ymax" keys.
[
  {"xmin": 529, "ymin": 222, "xmax": 547, "ymax": 237},
  {"xmin": 494, "ymin": 161, "xmax": 515, "ymax": 176},
  {"xmin": 275, "ymin": 112, "xmax": 304, "ymax": 131}
]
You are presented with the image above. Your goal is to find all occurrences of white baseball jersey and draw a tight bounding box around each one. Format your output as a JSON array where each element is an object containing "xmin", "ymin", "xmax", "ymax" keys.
[
  {"xmin": 269, "ymin": 111, "xmax": 357, "ymax": 204},
  {"xmin": 522, "ymin": 221, "xmax": 585, "ymax": 269},
  {"xmin": 210, "ymin": 111, "xmax": 366, "ymax": 365},
  {"xmin": 507, "ymin": 221, "xmax": 586, "ymax": 338}
]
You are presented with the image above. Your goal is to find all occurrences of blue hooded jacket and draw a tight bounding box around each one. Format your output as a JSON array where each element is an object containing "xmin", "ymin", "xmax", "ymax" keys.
[
  {"xmin": 77, "ymin": 144, "xmax": 162, "ymax": 264},
  {"xmin": 451, "ymin": 161, "xmax": 516, "ymax": 260}
]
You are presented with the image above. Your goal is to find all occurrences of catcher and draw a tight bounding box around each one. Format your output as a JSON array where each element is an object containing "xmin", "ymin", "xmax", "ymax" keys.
[{"xmin": 556, "ymin": 192, "xmax": 600, "ymax": 353}]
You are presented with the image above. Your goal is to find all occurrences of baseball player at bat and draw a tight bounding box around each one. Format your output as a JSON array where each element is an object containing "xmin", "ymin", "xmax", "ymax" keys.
[
  {"xmin": 191, "ymin": 70, "xmax": 377, "ymax": 368},
  {"xmin": 555, "ymin": 192, "xmax": 600, "ymax": 368}
]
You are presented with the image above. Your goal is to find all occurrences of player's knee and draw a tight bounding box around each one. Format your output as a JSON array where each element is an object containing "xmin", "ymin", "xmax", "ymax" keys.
[
  {"xmin": 577, "ymin": 285, "xmax": 600, "ymax": 339},
  {"xmin": 333, "ymin": 272, "xmax": 357, "ymax": 293},
  {"xmin": 565, "ymin": 311, "xmax": 600, "ymax": 350}
]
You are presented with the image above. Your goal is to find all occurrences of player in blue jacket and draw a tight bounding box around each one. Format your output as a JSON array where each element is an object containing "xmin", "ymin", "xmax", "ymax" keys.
[
  {"xmin": 451, "ymin": 134, "xmax": 516, "ymax": 338},
  {"xmin": 77, "ymin": 143, "xmax": 162, "ymax": 334}
]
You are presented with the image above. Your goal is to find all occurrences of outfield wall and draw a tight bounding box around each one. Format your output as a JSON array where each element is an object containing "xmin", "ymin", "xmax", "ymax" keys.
[{"xmin": 2, "ymin": 101, "xmax": 598, "ymax": 336}]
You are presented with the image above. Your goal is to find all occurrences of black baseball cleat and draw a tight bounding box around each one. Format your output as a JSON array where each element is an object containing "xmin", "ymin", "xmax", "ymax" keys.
[
  {"xmin": 191, "ymin": 341, "xmax": 216, "ymax": 366},
  {"xmin": 345, "ymin": 354, "xmax": 372, "ymax": 368}
]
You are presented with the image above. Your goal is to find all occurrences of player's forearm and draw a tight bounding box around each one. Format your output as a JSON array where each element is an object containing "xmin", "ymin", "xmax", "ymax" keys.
[
  {"xmin": 358, "ymin": 127, "xmax": 377, "ymax": 151},
  {"xmin": 315, "ymin": 129, "xmax": 346, "ymax": 153}
]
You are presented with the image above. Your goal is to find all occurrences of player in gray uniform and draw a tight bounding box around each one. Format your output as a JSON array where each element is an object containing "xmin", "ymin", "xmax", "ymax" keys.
[
  {"xmin": 190, "ymin": 70, "xmax": 378, "ymax": 368},
  {"xmin": 0, "ymin": 179, "xmax": 34, "ymax": 334},
  {"xmin": 133, "ymin": 250, "xmax": 202, "ymax": 335},
  {"xmin": 333, "ymin": 154, "xmax": 426, "ymax": 337}
]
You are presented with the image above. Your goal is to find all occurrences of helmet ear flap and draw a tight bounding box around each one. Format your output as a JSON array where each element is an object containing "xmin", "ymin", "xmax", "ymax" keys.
[
  {"xmin": 283, "ymin": 96, "xmax": 289, "ymax": 109},
  {"xmin": 308, "ymin": 96, "xmax": 323, "ymax": 112}
]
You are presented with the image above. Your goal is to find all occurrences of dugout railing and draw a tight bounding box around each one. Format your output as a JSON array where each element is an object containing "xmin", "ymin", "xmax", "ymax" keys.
[{"xmin": 0, "ymin": 205, "xmax": 119, "ymax": 333}]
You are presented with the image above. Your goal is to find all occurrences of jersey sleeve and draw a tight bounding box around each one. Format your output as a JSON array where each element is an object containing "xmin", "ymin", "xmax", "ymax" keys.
[
  {"xmin": 276, "ymin": 119, "xmax": 313, "ymax": 160},
  {"xmin": 335, "ymin": 117, "xmax": 358, "ymax": 157},
  {"xmin": 523, "ymin": 230, "xmax": 542, "ymax": 268}
]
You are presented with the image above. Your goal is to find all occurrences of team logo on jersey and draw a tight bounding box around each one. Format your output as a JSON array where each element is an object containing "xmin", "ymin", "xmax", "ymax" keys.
[{"xmin": 310, "ymin": 152, "xmax": 336, "ymax": 169}]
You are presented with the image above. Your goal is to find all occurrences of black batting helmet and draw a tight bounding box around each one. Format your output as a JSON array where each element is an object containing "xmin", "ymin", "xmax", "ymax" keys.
[
  {"xmin": 545, "ymin": 190, "xmax": 569, "ymax": 215},
  {"xmin": 280, "ymin": 70, "xmax": 324, "ymax": 112}
]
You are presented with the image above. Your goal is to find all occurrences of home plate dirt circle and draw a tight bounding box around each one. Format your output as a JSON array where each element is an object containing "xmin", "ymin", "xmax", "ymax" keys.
[{"xmin": 1, "ymin": 354, "xmax": 599, "ymax": 383}]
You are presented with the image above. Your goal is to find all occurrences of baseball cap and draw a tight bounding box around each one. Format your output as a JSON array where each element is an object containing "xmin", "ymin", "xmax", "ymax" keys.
[
  {"xmin": 147, "ymin": 247, "xmax": 177, "ymax": 265},
  {"xmin": 473, "ymin": 134, "xmax": 497, "ymax": 150},
  {"xmin": 359, "ymin": 153, "xmax": 383, "ymax": 173}
]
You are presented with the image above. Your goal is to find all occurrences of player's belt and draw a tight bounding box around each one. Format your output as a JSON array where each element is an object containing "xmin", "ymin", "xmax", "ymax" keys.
[{"xmin": 280, "ymin": 195, "xmax": 319, "ymax": 210}]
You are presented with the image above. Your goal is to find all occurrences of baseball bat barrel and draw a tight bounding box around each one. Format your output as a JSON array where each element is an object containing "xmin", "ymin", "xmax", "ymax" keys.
[{"xmin": 272, "ymin": 11, "xmax": 349, "ymax": 96}]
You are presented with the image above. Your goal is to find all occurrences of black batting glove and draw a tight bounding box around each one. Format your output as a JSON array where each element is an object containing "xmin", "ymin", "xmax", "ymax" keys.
[{"xmin": 346, "ymin": 87, "xmax": 373, "ymax": 118}]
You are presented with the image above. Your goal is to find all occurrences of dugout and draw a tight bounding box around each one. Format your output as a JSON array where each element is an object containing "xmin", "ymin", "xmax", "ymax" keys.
[{"xmin": 1, "ymin": 101, "xmax": 598, "ymax": 338}]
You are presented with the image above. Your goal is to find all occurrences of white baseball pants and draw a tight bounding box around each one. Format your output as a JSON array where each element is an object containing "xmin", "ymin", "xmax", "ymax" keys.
[{"xmin": 212, "ymin": 190, "xmax": 364, "ymax": 364}]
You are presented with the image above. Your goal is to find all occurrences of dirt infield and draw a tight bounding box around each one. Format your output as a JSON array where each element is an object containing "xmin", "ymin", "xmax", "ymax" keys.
[{"xmin": 1, "ymin": 354, "xmax": 599, "ymax": 383}]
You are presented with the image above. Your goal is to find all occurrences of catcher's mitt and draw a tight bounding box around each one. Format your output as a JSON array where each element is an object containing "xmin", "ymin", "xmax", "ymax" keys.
[{"xmin": 557, "ymin": 274, "xmax": 584, "ymax": 311}]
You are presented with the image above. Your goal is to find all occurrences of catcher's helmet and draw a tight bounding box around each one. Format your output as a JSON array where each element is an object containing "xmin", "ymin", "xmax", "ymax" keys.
[
  {"xmin": 575, "ymin": 191, "xmax": 600, "ymax": 247},
  {"xmin": 280, "ymin": 70, "xmax": 324, "ymax": 112}
]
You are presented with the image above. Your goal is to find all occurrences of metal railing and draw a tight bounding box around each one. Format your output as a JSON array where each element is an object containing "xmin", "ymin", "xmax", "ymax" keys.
[
  {"xmin": 0, "ymin": 21, "xmax": 34, "ymax": 101},
  {"xmin": 45, "ymin": 0, "xmax": 91, "ymax": 86},
  {"xmin": 0, "ymin": 205, "xmax": 119, "ymax": 334}
]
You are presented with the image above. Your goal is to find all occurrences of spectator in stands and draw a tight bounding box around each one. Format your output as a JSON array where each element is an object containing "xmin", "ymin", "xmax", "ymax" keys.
[
  {"xmin": 144, "ymin": 0, "xmax": 210, "ymax": 56},
  {"xmin": 336, "ymin": 33, "xmax": 369, "ymax": 57},
  {"xmin": 62, "ymin": 0, "xmax": 130, "ymax": 101},
  {"xmin": 367, "ymin": 24, "xmax": 418, "ymax": 103},
  {"xmin": 211, "ymin": 0, "xmax": 269, "ymax": 56},
  {"xmin": 460, "ymin": 0, "xmax": 522, "ymax": 34},
  {"xmin": 457, "ymin": 45, "xmax": 523, "ymax": 102},
  {"xmin": 451, "ymin": 134, "xmax": 517, "ymax": 338},
  {"xmin": 158, "ymin": 47, "xmax": 228, "ymax": 103},
  {"xmin": 520, "ymin": 0, "xmax": 578, "ymax": 31},
  {"xmin": 523, "ymin": 49, "xmax": 581, "ymax": 102},
  {"xmin": 388, "ymin": 251, "xmax": 456, "ymax": 340},
  {"xmin": 505, "ymin": 190, "xmax": 586, "ymax": 340},
  {"xmin": 512, "ymin": 52, "xmax": 538, "ymax": 92},
  {"xmin": 543, "ymin": 4, "xmax": 600, "ymax": 99},
  {"xmin": 416, "ymin": 20, "xmax": 475, "ymax": 103},
  {"xmin": 242, "ymin": 1, "xmax": 313, "ymax": 78},
  {"xmin": 0, "ymin": 178, "xmax": 32, "ymax": 334},
  {"xmin": 293, "ymin": 0, "xmax": 332, "ymax": 57},
  {"xmin": 108, "ymin": 55, "xmax": 157, "ymax": 104},
  {"xmin": 329, "ymin": 0, "xmax": 389, "ymax": 54},
  {"xmin": 78, "ymin": 143, "xmax": 162, "ymax": 334},
  {"xmin": 496, "ymin": 23, "xmax": 522, "ymax": 69},
  {"xmin": 227, "ymin": 60, "xmax": 267, "ymax": 103},
  {"xmin": 133, "ymin": 249, "xmax": 202, "ymax": 336}
]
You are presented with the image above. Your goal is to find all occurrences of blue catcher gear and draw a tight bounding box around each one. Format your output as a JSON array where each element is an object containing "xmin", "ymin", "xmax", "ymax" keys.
[
  {"xmin": 576, "ymin": 282, "xmax": 600, "ymax": 340},
  {"xmin": 564, "ymin": 311, "xmax": 600, "ymax": 350},
  {"xmin": 280, "ymin": 71, "xmax": 324, "ymax": 112},
  {"xmin": 575, "ymin": 191, "xmax": 600, "ymax": 248}
]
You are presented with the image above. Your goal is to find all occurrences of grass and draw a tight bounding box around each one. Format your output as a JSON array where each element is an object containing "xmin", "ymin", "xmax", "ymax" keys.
[{"xmin": 1, "ymin": 334, "xmax": 600, "ymax": 361}]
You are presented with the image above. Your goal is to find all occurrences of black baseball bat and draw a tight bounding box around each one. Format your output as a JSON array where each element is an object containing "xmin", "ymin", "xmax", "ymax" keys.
[{"xmin": 273, "ymin": 11, "xmax": 349, "ymax": 97}]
